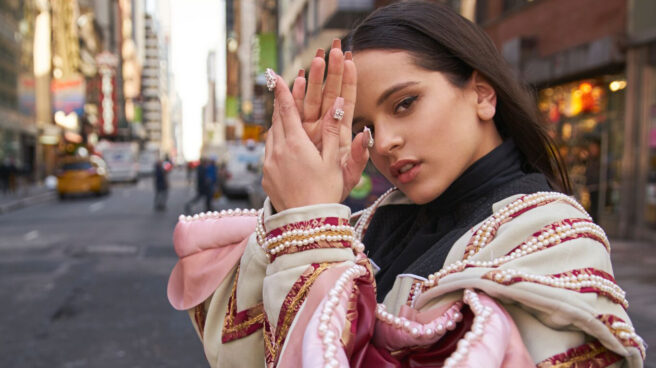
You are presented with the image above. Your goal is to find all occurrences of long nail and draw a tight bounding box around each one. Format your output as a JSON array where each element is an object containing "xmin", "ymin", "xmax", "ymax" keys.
[
  {"xmin": 315, "ymin": 48, "xmax": 325, "ymax": 58},
  {"xmin": 362, "ymin": 127, "xmax": 373, "ymax": 149},
  {"xmin": 345, "ymin": 51, "xmax": 352, "ymax": 60},
  {"xmin": 265, "ymin": 68, "xmax": 277, "ymax": 91},
  {"xmin": 332, "ymin": 38, "xmax": 341, "ymax": 50},
  {"xmin": 297, "ymin": 68, "xmax": 305, "ymax": 77}
]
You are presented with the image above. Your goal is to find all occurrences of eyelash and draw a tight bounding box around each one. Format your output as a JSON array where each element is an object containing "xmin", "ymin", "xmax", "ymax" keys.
[
  {"xmin": 353, "ymin": 95, "xmax": 419, "ymax": 136},
  {"xmin": 394, "ymin": 95, "xmax": 418, "ymax": 114}
]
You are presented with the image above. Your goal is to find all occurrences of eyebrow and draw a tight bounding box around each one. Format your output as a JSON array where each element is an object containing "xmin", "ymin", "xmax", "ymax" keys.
[{"xmin": 376, "ymin": 81, "xmax": 420, "ymax": 106}]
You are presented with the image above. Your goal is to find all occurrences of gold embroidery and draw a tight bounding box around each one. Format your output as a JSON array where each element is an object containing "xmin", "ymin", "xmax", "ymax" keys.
[
  {"xmin": 536, "ymin": 341, "xmax": 622, "ymax": 368},
  {"xmin": 222, "ymin": 265, "xmax": 265, "ymax": 342}
]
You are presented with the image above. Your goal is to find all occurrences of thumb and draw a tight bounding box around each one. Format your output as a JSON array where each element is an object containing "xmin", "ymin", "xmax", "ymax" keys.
[
  {"xmin": 343, "ymin": 132, "xmax": 370, "ymax": 189},
  {"xmin": 321, "ymin": 97, "xmax": 344, "ymax": 162}
]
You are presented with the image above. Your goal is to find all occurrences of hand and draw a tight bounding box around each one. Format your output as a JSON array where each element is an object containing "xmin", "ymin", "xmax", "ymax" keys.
[
  {"xmin": 262, "ymin": 71, "xmax": 369, "ymax": 212},
  {"xmin": 291, "ymin": 40, "xmax": 356, "ymax": 155}
]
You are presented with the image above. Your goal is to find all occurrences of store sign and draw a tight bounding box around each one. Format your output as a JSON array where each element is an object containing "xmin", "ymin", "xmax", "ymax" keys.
[
  {"xmin": 98, "ymin": 67, "xmax": 118, "ymax": 136},
  {"xmin": 51, "ymin": 75, "xmax": 85, "ymax": 115},
  {"xmin": 18, "ymin": 74, "xmax": 35, "ymax": 116}
]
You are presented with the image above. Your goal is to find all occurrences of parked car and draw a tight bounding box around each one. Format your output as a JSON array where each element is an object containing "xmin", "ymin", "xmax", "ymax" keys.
[
  {"xmin": 56, "ymin": 156, "xmax": 110, "ymax": 198},
  {"xmin": 97, "ymin": 141, "xmax": 139, "ymax": 183},
  {"xmin": 219, "ymin": 141, "xmax": 264, "ymax": 198}
]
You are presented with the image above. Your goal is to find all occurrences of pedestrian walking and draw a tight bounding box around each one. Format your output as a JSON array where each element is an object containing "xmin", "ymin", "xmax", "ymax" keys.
[
  {"xmin": 167, "ymin": 2, "xmax": 644, "ymax": 367},
  {"xmin": 184, "ymin": 158, "xmax": 214, "ymax": 213},
  {"xmin": 154, "ymin": 159, "xmax": 169, "ymax": 211}
]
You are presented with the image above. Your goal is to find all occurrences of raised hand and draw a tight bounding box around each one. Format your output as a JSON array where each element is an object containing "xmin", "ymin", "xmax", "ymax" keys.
[{"xmin": 262, "ymin": 69, "xmax": 369, "ymax": 212}]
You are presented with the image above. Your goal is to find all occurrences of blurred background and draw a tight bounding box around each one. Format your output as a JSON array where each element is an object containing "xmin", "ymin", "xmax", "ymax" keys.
[{"xmin": 0, "ymin": 0, "xmax": 654, "ymax": 366}]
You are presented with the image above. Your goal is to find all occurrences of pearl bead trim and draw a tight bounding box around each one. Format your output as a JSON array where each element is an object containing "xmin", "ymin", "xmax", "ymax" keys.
[
  {"xmin": 353, "ymin": 187, "xmax": 397, "ymax": 241},
  {"xmin": 424, "ymin": 219, "xmax": 609, "ymax": 289},
  {"xmin": 463, "ymin": 192, "xmax": 590, "ymax": 260},
  {"xmin": 375, "ymin": 303, "xmax": 463, "ymax": 340},
  {"xmin": 178, "ymin": 208, "xmax": 259, "ymax": 223},
  {"xmin": 443, "ymin": 290, "xmax": 492, "ymax": 368},
  {"xmin": 483, "ymin": 268, "xmax": 628, "ymax": 309},
  {"xmin": 261, "ymin": 225, "xmax": 355, "ymax": 251},
  {"xmin": 599, "ymin": 314, "xmax": 646, "ymax": 357},
  {"xmin": 317, "ymin": 264, "xmax": 368, "ymax": 368}
]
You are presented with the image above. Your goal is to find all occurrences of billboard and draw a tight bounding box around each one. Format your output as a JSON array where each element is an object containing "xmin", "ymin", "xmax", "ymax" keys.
[{"xmin": 51, "ymin": 75, "xmax": 86, "ymax": 115}]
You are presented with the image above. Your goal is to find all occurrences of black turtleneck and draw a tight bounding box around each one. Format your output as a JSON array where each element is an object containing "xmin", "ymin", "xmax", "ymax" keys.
[{"xmin": 362, "ymin": 140, "xmax": 552, "ymax": 301}]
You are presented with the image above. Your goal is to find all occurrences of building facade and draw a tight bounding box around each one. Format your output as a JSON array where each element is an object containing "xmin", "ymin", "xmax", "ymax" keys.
[{"xmin": 474, "ymin": 0, "xmax": 656, "ymax": 240}]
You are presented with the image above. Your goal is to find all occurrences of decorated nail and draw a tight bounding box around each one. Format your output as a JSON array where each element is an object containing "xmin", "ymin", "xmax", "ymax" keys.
[
  {"xmin": 333, "ymin": 97, "xmax": 345, "ymax": 121},
  {"xmin": 363, "ymin": 127, "xmax": 374, "ymax": 149},
  {"xmin": 265, "ymin": 68, "xmax": 277, "ymax": 91}
]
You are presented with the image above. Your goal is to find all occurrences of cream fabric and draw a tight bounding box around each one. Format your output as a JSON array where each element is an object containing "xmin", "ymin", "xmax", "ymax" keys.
[{"xmin": 187, "ymin": 193, "xmax": 644, "ymax": 367}]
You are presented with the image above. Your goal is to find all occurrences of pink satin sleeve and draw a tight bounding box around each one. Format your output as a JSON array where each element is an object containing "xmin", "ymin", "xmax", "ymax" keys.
[{"xmin": 167, "ymin": 215, "xmax": 257, "ymax": 310}]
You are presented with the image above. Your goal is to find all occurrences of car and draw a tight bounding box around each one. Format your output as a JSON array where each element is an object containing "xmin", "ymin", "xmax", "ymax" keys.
[
  {"xmin": 56, "ymin": 156, "xmax": 110, "ymax": 198},
  {"xmin": 219, "ymin": 141, "xmax": 264, "ymax": 198},
  {"xmin": 97, "ymin": 141, "xmax": 140, "ymax": 183}
]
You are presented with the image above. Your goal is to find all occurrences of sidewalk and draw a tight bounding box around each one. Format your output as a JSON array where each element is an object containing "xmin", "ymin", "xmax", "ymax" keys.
[
  {"xmin": 0, "ymin": 183, "xmax": 56, "ymax": 214},
  {"xmin": 610, "ymin": 238, "xmax": 656, "ymax": 365}
]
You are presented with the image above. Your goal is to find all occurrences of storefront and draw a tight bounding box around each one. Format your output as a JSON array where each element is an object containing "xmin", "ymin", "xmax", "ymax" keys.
[{"xmin": 538, "ymin": 74, "xmax": 627, "ymax": 234}]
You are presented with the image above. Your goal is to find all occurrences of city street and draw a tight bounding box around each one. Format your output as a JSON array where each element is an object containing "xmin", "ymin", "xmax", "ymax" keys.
[
  {"xmin": 1, "ymin": 169, "xmax": 654, "ymax": 367},
  {"xmin": 0, "ymin": 169, "xmax": 245, "ymax": 367}
]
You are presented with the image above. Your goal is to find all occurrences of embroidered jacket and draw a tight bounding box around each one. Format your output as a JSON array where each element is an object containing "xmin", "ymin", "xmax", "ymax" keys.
[{"xmin": 167, "ymin": 190, "xmax": 645, "ymax": 367}]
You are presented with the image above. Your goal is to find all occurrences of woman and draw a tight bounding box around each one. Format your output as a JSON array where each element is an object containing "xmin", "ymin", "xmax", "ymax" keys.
[{"xmin": 167, "ymin": 2, "xmax": 645, "ymax": 367}]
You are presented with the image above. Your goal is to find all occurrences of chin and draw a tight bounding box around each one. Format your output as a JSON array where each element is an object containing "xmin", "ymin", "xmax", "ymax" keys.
[{"xmin": 400, "ymin": 185, "xmax": 443, "ymax": 205}]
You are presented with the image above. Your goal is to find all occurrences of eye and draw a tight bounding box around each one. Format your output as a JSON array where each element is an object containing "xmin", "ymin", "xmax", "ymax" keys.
[{"xmin": 394, "ymin": 96, "xmax": 418, "ymax": 114}]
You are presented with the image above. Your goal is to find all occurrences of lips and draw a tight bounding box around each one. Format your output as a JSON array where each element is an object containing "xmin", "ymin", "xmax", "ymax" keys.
[{"xmin": 390, "ymin": 159, "xmax": 421, "ymax": 184}]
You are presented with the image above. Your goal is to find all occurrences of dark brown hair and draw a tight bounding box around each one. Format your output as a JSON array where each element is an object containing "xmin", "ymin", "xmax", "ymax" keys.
[{"xmin": 347, "ymin": 1, "xmax": 571, "ymax": 193}]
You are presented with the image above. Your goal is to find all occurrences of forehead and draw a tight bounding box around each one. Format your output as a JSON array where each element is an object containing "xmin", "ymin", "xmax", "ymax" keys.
[
  {"xmin": 353, "ymin": 50, "xmax": 420, "ymax": 85},
  {"xmin": 352, "ymin": 50, "xmax": 428, "ymax": 109}
]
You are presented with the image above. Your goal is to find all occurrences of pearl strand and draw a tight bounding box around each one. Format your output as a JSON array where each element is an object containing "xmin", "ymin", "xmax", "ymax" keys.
[
  {"xmin": 317, "ymin": 264, "xmax": 368, "ymax": 368},
  {"xmin": 464, "ymin": 192, "xmax": 591, "ymax": 259},
  {"xmin": 375, "ymin": 303, "xmax": 463, "ymax": 338},
  {"xmin": 487, "ymin": 268, "xmax": 628, "ymax": 308},
  {"xmin": 353, "ymin": 187, "xmax": 397, "ymax": 240},
  {"xmin": 268, "ymin": 233, "xmax": 356, "ymax": 255},
  {"xmin": 425, "ymin": 221, "xmax": 609, "ymax": 289},
  {"xmin": 255, "ymin": 209, "xmax": 266, "ymax": 245},
  {"xmin": 611, "ymin": 321, "xmax": 644, "ymax": 344},
  {"xmin": 261, "ymin": 225, "xmax": 354, "ymax": 250},
  {"xmin": 178, "ymin": 208, "xmax": 259, "ymax": 223},
  {"xmin": 443, "ymin": 290, "xmax": 492, "ymax": 368}
]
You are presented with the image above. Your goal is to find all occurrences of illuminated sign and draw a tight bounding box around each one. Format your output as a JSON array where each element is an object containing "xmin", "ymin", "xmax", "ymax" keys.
[{"xmin": 98, "ymin": 67, "xmax": 118, "ymax": 136}]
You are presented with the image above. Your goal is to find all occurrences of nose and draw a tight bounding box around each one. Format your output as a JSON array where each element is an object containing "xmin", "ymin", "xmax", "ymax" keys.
[{"xmin": 373, "ymin": 123, "xmax": 403, "ymax": 155}]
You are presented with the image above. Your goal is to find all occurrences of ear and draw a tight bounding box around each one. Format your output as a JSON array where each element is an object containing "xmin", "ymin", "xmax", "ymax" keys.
[{"xmin": 472, "ymin": 71, "xmax": 497, "ymax": 121}]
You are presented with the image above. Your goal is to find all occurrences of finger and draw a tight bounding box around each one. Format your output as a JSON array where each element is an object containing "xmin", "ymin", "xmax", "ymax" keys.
[
  {"xmin": 291, "ymin": 69, "xmax": 306, "ymax": 118},
  {"xmin": 265, "ymin": 122, "xmax": 273, "ymax": 162},
  {"xmin": 304, "ymin": 49, "xmax": 326, "ymax": 122},
  {"xmin": 340, "ymin": 53, "xmax": 357, "ymax": 147},
  {"xmin": 322, "ymin": 97, "xmax": 344, "ymax": 162},
  {"xmin": 321, "ymin": 39, "xmax": 344, "ymax": 116},
  {"xmin": 343, "ymin": 132, "xmax": 370, "ymax": 189},
  {"xmin": 271, "ymin": 95, "xmax": 285, "ymax": 144},
  {"xmin": 273, "ymin": 74, "xmax": 304, "ymax": 138}
]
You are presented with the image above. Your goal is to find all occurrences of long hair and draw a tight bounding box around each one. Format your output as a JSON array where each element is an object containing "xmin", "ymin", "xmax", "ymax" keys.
[{"xmin": 347, "ymin": 1, "xmax": 571, "ymax": 193}]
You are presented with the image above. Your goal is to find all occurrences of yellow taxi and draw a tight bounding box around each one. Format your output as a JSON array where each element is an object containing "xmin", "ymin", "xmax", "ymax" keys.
[{"xmin": 56, "ymin": 156, "xmax": 110, "ymax": 198}]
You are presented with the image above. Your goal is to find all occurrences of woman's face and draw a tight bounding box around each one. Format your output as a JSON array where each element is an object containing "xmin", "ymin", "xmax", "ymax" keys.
[{"xmin": 352, "ymin": 50, "xmax": 502, "ymax": 204}]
